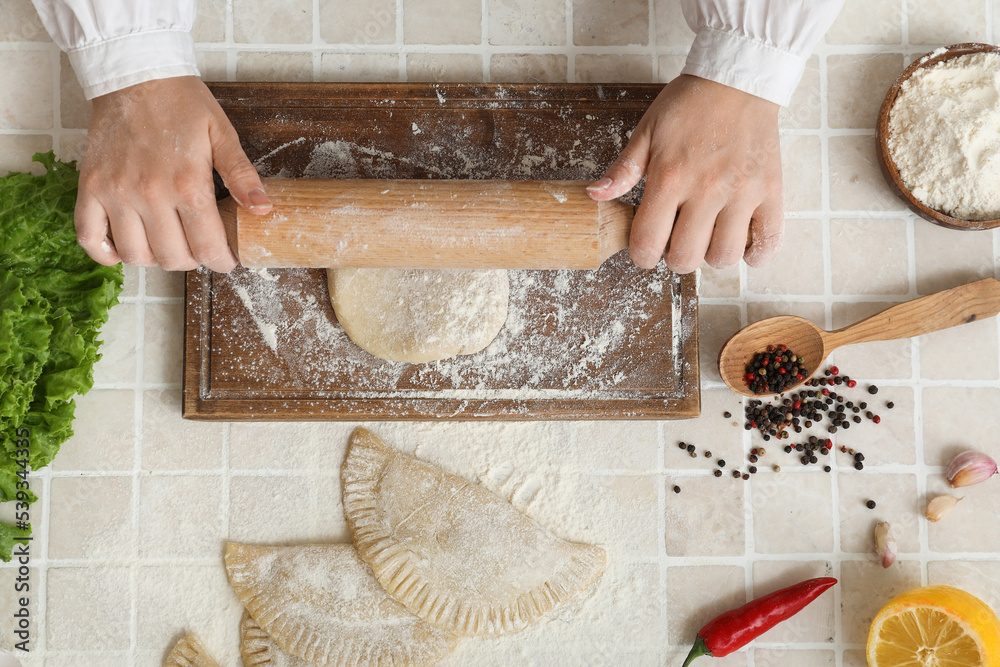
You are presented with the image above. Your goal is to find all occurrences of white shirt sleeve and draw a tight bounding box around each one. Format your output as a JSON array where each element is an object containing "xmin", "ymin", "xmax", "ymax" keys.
[
  {"xmin": 680, "ymin": 0, "xmax": 844, "ymax": 106},
  {"xmin": 31, "ymin": 0, "xmax": 200, "ymax": 100}
]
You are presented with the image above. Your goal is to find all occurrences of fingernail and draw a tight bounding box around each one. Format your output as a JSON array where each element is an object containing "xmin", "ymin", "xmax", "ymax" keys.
[
  {"xmin": 248, "ymin": 187, "xmax": 271, "ymax": 210},
  {"xmin": 587, "ymin": 177, "xmax": 612, "ymax": 191}
]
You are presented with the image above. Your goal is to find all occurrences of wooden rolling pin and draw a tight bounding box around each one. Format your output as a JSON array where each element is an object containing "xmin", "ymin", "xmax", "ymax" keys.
[{"xmin": 219, "ymin": 178, "xmax": 634, "ymax": 269}]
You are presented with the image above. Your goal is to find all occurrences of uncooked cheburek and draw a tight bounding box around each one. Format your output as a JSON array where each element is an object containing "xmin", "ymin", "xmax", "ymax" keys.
[
  {"xmin": 327, "ymin": 268, "xmax": 508, "ymax": 363},
  {"xmin": 342, "ymin": 428, "xmax": 607, "ymax": 637},
  {"xmin": 163, "ymin": 633, "xmax": 220, "ymax": 667},
  {"xmin": 239, "ymin": 610, "xmax": 312, "ymax": 667},
  {"xmin": 225, "ymin": 542, "xmax": 457, "ymax": 667}
]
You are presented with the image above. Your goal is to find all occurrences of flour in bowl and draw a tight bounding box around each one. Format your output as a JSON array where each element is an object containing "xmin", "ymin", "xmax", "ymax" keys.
[{"xmin": 887, "ymin": 52, "xmax": 1000, "ymax": 221}]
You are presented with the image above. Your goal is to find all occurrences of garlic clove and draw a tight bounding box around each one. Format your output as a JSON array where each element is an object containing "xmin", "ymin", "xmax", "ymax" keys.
[
  {"xmin": 925, "ymin": 494, "xmax": 963, "ymax": 522},
  {"xmin": 946, "ymin": 451, "xmax": 998, "ymax": 488},
  {"xmin": 874, "ymin": 521, "xmax": 897, "ymax": 568}
]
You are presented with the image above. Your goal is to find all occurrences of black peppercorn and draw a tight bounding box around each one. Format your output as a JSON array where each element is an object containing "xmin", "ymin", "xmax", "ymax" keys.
[
  {"xmin": 713, "ymin": 469, "xmax": 723, "ymax": 477},
  {"xmin": 673, "ymin": 485, "xmax": 681, "ymax": 494},
  {"xmin": 866, "ymin": 500, "xmax": 876, "ymax": 509},
  {"xmin": 678, "ymin": 442, "xmax": 687, "ymax": 450},
  {"xmin": 854, "ymin": 461, "xmax": 864, "ymax": 470},
  {"xmin": 687, "ymin": 444, "xmax": 695, "ymax": 453},
  {"xmin": 824, "ymin": 465, "xmax": 831, "ymax": 472},
  {"xmin": 855, "ymin": 452, "xmax": 865, "ymax": 462},
  {"xmin": 717, "ymin": 459, "xmax": 726, "ymax": 467},
  {"xmin": 748, "ymin": 465, "xmax": 758, "ymax": 474},
  {"xmin": 886, "ymin": 401, "xmax": 894, "ymax": 409},
  {"xmin": 868, "ymin": 385, "xmax": 878, "ymax": 394},
  {"xmin": 723, "ymin": 411, "xmax": 732, "ymax": 418}
]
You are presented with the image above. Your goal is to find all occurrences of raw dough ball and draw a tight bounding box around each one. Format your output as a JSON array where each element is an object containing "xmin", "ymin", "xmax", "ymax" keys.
[{"xmin": 328, "ymin": 268, "xmax": 509, "ymax": 363}]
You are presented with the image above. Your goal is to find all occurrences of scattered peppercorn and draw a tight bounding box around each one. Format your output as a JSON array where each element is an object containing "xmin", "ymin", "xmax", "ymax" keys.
[
  {"xmin": 742, "ymin": 473, "xmax": 750, "ymax": 480},
  {"xmin": 723, "ymin": 411, "xmax": 732, "ymax": 419},
  {"xmin": 886, "ymin": 401, "xmax": 894, "ymax": 409},
  {"xmin": 678, "ymin": 442, "xmax": 687, "ymax": 450},
  {"xmin": 718, "ymin": 459, "xmax": 726, "ymax": 468},
  {"xmin": 854, "ymin": 461, "xmax": 864, "ymax": 470},
  {"xmin": 705, "ymin": 451, "xmax": 713, "ymax": 458},
  {"xmin": 733, "ymin": 470, "xmax": 742, "ymax": 478},
  {"xmin": 868, "ymin": 385, "xmax": 879, "ymax": 395},
  {"xmin": 748, "ymin": 465, "xmax": 758, "ymax": 474},
  {"xmin": 687, "ymin": 443, "xmax": 696, "ymax": 453},
  {"xmin": 773, "ymin": 465, "xmax": 781, "ymax": 472},
  {"xmin": 824, "ymin": 465, "xmax": 831, "ymax": 472},
  {"xmin": 866, "ymin": 500, "xmax": 876, "ymax": 509},
  {"xmin": 714, "ymin": 469, "xmax": 723, "ymax": 478}
]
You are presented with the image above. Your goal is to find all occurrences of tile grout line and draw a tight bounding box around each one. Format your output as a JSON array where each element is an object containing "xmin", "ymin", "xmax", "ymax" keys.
[
  {"xmin": 656, "ymin": 415, "xmax": 668, "ymax": 663},
  {"xmin": 312, "ymin": 0, "xmax": 321, "ymax": 80},
  {"xmin": 128, "ymin": 266, "xmax": 147, "ymax": 662},
  {"xmin": 815, "ymin": 38, "xmax": 847, "ymax": 666}
]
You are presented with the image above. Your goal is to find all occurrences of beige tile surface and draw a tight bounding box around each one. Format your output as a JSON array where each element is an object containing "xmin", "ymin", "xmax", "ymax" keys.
[
  {"xmin": 780, "ymin": 56, "xmax": 821, "ymax": 129},
  {"xmin": 234, "ymin": 0, "xmax": 312, "ymax": 44},
  {"xmin": 781, "ymin": 135, "xmax": 822, "ymax": 211},
  {"xmin": 752, "ymin": 472, "xmax": 835, "ymax": 553},
  {"xmin": 914, "ymin": 222, "xmax": 996, "ymax": 294},
  {"xmin": 0, "ymin": 134, "xmax": 52, "ymax": 175},
  {"xmin": 320, "ymin": 0, "xmax": 396, "ymax": 44},
  {"xmin": 193, "ymin": 0, "xmax": 227, "ymax": 42},
  {"xmin": 826, "ymin": 0, "xmax": 901, "ymax": 44},
  {"xmin": 490, "ymin": 54, "xmax": 567, "ymax": 82},
  {"xmin": 5, "ymin": 1, "xmax": 1000, "ymax": 664},
  {"xmin": 830, "ymin": 218, "xmax": 909, "ymax": 294},
  {"xmin": 46, "ymin": 567, "xmax": 131, "ymax": 650},
  {"xmin": 829, "ymin": 135, "xmax": 907, "ymax": 211},
  {"xmin": 407, "ymin": 53, "xmax": 484, "ymax": 81},
  {"xmin": 320, "ymin": 53, "xmax": 400, "ymax": 82},
  {"xmin": 665, "ymin": 473, "xmax": 745, "ymax": 556},
  {"xmin": 0, "ymin": 0, "xmax": 48, "ymax": 41},
  {"xmin": 747, "ymin": 219, "xmax": 824, "ymax": 295},
  {"xmin": 53, "ymin": 389, "xmax": 134, "ymax": 471},
  {"xmin": 575, "ymin": 54, "xmax": 652, "ymax": 83},
  {"xmin": 405, "ymin": 0, "xmax": 481, "ymax": 44},
  {"xmin": 143, "ymin": 303, "xmax": 184, "ymax": 384},
  {"xmin": 573, "ymin": 0, "xmax": 649, "ymax": 46},
  {"xmin": 0, "ymin": 50, "xmax": 52, "ymax": 129},
  {"xmin": 137, "ymin": 475, "xmax": 223, "ymax": 557},
  {"xmin": 839, "ymin": 560, "xmax": 922, "ymax": 644},
  {"xmin": 488, "ymin": 0, "xmax": 566, "ymax": 45},
  {"xmin": 236, "ymin": 51, "xmax": 313, "ymax": 81},
  {"xmin": 827, "ymin": 54, "xmax": 903, "ymax": 129},
  {"xmin": 665, "ymin": 565, "xmax": 745, "ymax": 644},
  {"xmin": 907, "ymin": 0, "xmax": 989, "ymax": 44},
  {"xmin": 48, "ymin": 476, "xmax": 132, "ymax": 559}
]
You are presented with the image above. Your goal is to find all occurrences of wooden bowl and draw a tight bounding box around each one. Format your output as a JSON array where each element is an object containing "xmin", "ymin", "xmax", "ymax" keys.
[{"xmin": 875, "ymin": 43, "xmax": 1000, "ymax": 231}]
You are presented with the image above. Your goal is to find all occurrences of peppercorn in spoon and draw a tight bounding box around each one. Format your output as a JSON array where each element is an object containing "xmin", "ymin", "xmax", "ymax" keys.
[{"xmin": 719, "ymin": 278, "xmax": 1000, "ymax": 397}]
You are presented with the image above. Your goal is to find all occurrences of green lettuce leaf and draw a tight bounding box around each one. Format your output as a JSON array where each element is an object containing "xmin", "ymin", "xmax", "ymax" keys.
[{"xmin": 0, "ymin": 152, "xmax": 123, "ymax": 561}]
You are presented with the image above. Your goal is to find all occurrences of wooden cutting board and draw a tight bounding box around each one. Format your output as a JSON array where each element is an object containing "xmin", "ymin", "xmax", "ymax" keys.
[{"xmin": 183, "ymin": 83, "xmax": 700, "ymax": 420}]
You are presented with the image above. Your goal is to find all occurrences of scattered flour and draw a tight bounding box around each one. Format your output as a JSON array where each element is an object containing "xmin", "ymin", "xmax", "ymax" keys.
[{"xmin": 888, "ymin": 52, "xmax": 1000, "ymax": 220}]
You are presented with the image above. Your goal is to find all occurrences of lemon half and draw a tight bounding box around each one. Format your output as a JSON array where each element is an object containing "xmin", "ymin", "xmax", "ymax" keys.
[{"xmin": 867, "ymin": 585, "xmax": 1000, "ymax": 666}]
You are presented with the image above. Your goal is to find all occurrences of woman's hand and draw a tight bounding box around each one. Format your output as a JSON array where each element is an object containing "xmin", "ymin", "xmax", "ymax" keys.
[
  {"xmin": 588, "ymin": 75, "xmax": 784, "ymax": 273},
  {"xmin": 75, "ymin": 76, "xmax": 272, "ymax": 272}
]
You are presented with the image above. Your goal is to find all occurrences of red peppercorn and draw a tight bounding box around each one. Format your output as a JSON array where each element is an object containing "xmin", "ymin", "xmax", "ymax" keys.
[
  {"xmin": 795, "ymin": 374, "xmax": 803, "ymax": 380},
  {"xmin": 873, "ymin": 415, "xmax": 881, "ymax": 424},
  {"xmin": 792, "ymin": 401, "xmax": 801, "ymax": 410},
  {"xmin": 830, "ymin": 366, "xmax": 839, "ymax": 375},
  {"xmin": 822, "ymin": 388, "xmax": 830, "ymax": 396},
  {"xmin": 778, "ymin": 368, "xmax": 786, "ymax": 374},
  {"xmin": 847, "ymin": 380, "xmax": 857, "ymax": 388}
]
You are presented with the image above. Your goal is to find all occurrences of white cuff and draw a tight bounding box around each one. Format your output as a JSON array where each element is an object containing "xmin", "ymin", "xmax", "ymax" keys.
[
  {"xmin": 681, "ymin": 27, "xmax": 806, "ymax": 106},
  {"xmin": 67, "ymin": 29, "xmax": 200, "ymax": 100}
]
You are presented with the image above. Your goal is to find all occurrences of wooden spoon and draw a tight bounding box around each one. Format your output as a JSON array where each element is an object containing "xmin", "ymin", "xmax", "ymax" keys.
[{"xmin": 718, "ymin": 278, "xmax": 1000, "ymax": 397}]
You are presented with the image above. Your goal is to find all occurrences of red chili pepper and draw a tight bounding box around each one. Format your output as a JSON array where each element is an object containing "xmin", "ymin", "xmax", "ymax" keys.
[{"xmin": 681, "ymin": 577, "xmax": 837, "ymax": 666}]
